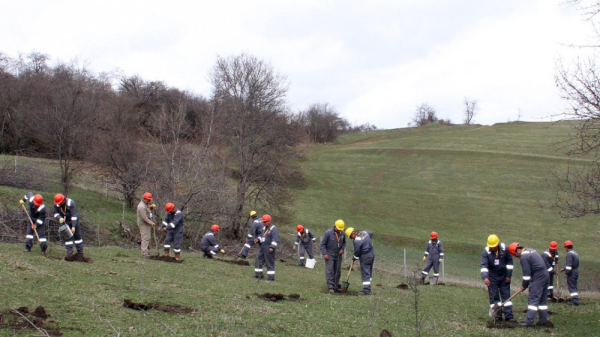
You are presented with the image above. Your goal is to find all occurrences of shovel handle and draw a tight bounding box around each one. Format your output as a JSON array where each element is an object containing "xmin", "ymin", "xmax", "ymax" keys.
[
  {"xmin": 20, "ymin": 203, "xmax": 41, "ymax": 243},
  {"xmin": 346, "ymin": 259, "xmax": 355, "ymax": 280},
  {"xmin": 502, "ymin": 288, "xmax": 523, "ymax": 306}
]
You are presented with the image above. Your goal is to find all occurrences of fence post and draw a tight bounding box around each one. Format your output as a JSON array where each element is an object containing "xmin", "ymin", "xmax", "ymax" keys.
[{"xmin": 404, "ymin": 248, "xmax": 407, "ymax": 278}]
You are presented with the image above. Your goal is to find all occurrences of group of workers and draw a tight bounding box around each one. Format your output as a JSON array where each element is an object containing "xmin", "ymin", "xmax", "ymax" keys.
[
  {"xmin": 21, "ymin": 191, "xmax": 581, "ymax": 322},
  {"xmin": 481, "ymin": 234, "xmax": 580, "ymax": 327},
  {"xmin": 19, "ymin": 191, "xmax": 84, "ymax": 257}
]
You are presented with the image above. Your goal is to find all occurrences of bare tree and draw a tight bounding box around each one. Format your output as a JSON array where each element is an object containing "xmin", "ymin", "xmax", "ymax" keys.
[
  {"xmin": 210, "ymin": 53, "xmax": 304, "ymax": 238},
  {"xmin": 552, "ymin": 1, "xmax": 600, "ymax": 217},
  {"xmin": 463, "ymin": 97, "xmax": 477, "ymax": 125},
  {"xmin": 298, "ymin": 102, "xmax": 347, "ymax": 143},
  {"xmin": 410, "ymin": 103, "xmax": 438, "ymax": 127}
]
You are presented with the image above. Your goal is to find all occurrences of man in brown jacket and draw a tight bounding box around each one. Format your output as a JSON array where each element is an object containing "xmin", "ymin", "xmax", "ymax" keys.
[{"xmin": 137, "ymin": 192, "xmax": 156, "ymax": 257}]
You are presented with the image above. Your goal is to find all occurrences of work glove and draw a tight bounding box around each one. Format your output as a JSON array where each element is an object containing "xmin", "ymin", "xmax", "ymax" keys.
[
  {"xmin": 19, "ymin": 199, "xmax": 24, "ymax": 205},
  {"xmin": 151, "ymin": 222, "xmax": 156, "ymax": 227},
  {"xmin": 439, "ymin": 259, "xmax": 443, "ymax": 263},
  {"xmin": 59, "ymin": 218, "xmax": 65, "ymax": 224},
  {"xmin": 423, "ymin": 256, "xmax": 427, "ymax": 263},
  {"xmin": 31, "ymin": 225, "xmax": 36, "ymax": 229},
  {"xmin": 150, "ymin": 204, "xmax": 156, "ymax": 210},
  {"xmin": 220, "ymin": 249, "xmax": 225, "ymax": 254}
]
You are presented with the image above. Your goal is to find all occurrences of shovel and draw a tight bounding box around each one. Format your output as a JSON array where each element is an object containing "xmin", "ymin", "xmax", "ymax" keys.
[
  {"xmin": 490, "ymin": 288, "xmax": 523, "ymax": 317},
  {"xmin": 20, "ymin": 202, "xmax": 44, "ymax": 256},
  {"xmin": 341, "ymin": 260, "xmax": 355, "ymax": 293}
]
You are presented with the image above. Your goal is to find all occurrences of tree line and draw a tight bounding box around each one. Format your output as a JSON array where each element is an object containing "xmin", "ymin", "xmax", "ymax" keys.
[{"xmin": 0, "ymin": 51, "xmax": 376, "ymax": 239}]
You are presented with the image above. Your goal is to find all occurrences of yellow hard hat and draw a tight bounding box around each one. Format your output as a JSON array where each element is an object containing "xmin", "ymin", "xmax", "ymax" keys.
[
  {"xmin": 345, "ymin": 227, "xmax": 354, "ymax": 238},
  {"xmin": 487, "ymin": 234, "xmax": 499, "ymax": 248},
  {"xmin": 250, "ymin": 210, "xmax": 257, "ymax": 217},
  {"xmin": 335, "ymin": 219, "xmax": 345, "ymax": 230}
]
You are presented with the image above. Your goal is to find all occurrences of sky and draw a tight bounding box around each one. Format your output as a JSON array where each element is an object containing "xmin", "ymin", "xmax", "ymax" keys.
[{"xmin": 0, "ymin": 0, "xmax": 596, "ymax": 129}]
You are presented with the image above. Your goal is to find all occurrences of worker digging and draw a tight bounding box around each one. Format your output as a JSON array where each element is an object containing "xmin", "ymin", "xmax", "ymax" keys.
[
  {"xmin": 54, "ymin": 193, "xmax": 85, "ymax": 259},
  {"xmin": 480, "ymin": 234, "xmax": 514, "ymax": 322},
  {"xmin": 238, "ymin": 210, "xmax": 263, "ymax": 259},
  {"xmin": 20, "ymin": 192, "xmax": 47, "ymax": 256},
  {"xmin": 345, "ymin": 227, "xmax": 375, "ymax": 295}
]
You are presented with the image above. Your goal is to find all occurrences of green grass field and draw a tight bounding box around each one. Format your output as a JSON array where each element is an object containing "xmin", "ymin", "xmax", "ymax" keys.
[{"xmin": 0, "ymin": 121, "xmax": 599, "ymax": 336}]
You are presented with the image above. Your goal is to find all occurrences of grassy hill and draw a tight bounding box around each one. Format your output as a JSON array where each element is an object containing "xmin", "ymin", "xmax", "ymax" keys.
[{"xmin": 0, "ymin": 121, "xmax": 599, "ymax": 336}]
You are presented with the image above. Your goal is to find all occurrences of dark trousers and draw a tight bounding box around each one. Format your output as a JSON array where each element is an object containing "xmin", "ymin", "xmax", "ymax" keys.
[
  {"xmin": 255, "ymin": 245, "xmax": 276, "ymax": 280},
  {"xmin": 360, "ymin": 252, "xmax": 375, "ymax": 294},
  {"xmin": 64, "ymin": 222, "xmax": 83, "ymax": 255},
  {"xmin": 202, "ymin": 246, "xmax": 219, "ymax": 258},
  {"xmin": 298, "ymin": 243, "xmax": 314, "ymax": 265},
  {"xmin": 488, "ymin": 277, "xmax": 513, "ymax": 320},
  {"xmin": 422, "ymin": 258, "xmax": 440, "ymax": 278},
  {"xmin": 25, "ymin": 223, "xmax": 47, "ymax": 252},
  {"xmin": 524, "ymin": 276, "xmax": 549, "ymax": 325},
  {"xmin": 567, "ymin": 270, "xmax": 579, "ymax": 304},
  {"xmin": 548, "ymin": 272, "xmax": 555, "ymax": 297},
  {"xmin": 325, "ymin": 256, "xmax": 343, "ymax": 290},
  {"xmin": 163, "ymin": 227, "xmax": 183, "ymax": 253}
]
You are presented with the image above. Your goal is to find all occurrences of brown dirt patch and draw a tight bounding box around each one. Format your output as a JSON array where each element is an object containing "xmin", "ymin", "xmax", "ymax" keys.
[
  {"xmin": 257, "ymin": 293, "xmax": 301, "ymax": 302},
  {"xmin": 148, "ymin": 256, "xmax": 183, "ymax": 263},
  {"xmin": 0, "ymin": 306, "xmax": 62, "ymax": 336},
  {"xmin": 379, "ymin": 329, "xmax": 392, "ymax": 337},
  {"xmin": 122, "ymin": 299, "xmax": 195, "ymax": 314},
  {"xmin": 64, "ymin": 254, "xmax": 93, "ymax": 263},
  {"xmin": 396, "ymin": 283, "xmax": 409, "ymax": 290},
  {"xmin": 216, "ymin": 258, "xmax": 249, "ymax": 266},
  {"xmin": 485, "ymin": 321, "xmax": 516, "ymax": 329}
]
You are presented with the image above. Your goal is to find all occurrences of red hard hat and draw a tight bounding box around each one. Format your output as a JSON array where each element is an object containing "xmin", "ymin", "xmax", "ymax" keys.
[
  {"xmin": 165, "ymin": 203, "xmax": 175, "ymax": 213},
  {"xmin": 564, "ymin": 240, "xmax": 573, "ymax": 248},
  {"xmin": 33, "ymin": 194, "xmax": 43, "ymax": 206},
  {"xmin": 508, "ymin": 242, "xmax": 520, "ymax": 256},
  {"xmin": 549, "ymin": 241, "xmax": 558, "ymax": 250},
  {"xmin": 143, "ymin": 192, "xmax": 152, "ymax": 200},
  {"xmin": 54, "ymin": 193, "xmax": 65, "ymax": 205},
  {"xmin": 262, "ymin": 214, "xmax": 272, "ymax": 222},
  {"xmin": 430, "ymin": 231, "xmax": 438, "ymax": 239},
  {"xmin": 211, "ymin": 224, "xmax": 220, "ymax": 232},
  {"xmin": 296, "ymin": 224, "xmax": 304, "ymax": 232}
]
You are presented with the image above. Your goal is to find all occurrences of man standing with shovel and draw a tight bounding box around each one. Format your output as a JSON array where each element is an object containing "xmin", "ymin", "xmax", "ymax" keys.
[
  {"xmin": 509, "ymin": 242, "xmax": 550, "ymax": 328},
  {"xmin": 20, "ymin": 192, "xmax": 47, "ymax": 255},
  {"xmin": 345, "ymin": 227, "xmax": 375, "ymax": 295},
  {"xmin": 542, "ymin": 241, "xmax": 559, "ymax": 300},
  {"xmin": 320, "ymin": 219, "xmax": 346, "ymax": 293},
  {"xmin": 480, "ymin": 234, "xmax": 514, "ymax": 322}
]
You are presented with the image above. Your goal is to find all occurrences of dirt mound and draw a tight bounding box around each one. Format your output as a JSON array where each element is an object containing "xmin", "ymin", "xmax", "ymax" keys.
[
  {"xmin": 539, "ymin": 321, "xmax": 554, "ymax": 328},
  {"xmin": 485, "ymin": 321, "xmax": 516, "ymax": 329},
  {"xmin": 437, "ymin": 282, "xmax": 446, "ymax": 286},
  {"xmin": 148, "ymin": 256, "xmax": 183, "ymax": 263},
  {"xmin": 379, "ymin": 329, "xmax": 392, "ymax": 337},
  {"xmin": 0, "ymin": 306, "xmax": 62, "ymax": 336},
  {"xmin": 396, "ymin": 283, "xmax": 409, "ymax": 290},
  {"xmin": 217, "ymin": 259, "xmax": 250, "ymax": 266},
  {"xmin": 122, "ymin": 300, "xmax": 195, "ymax": 313},
  {"xmin": 64, "ymin": 254, "xmax": 92, "ymax": 263},
  {"xmin": 257, "ymin": 293, "xmax": 301, "ymax": 302}
]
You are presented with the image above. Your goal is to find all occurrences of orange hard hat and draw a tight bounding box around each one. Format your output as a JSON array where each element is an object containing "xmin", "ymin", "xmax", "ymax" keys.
[
  {"xmin": 262, "ymin": 214, "xmax": 272, "ymax": 223},
  {"xmin": 54, "ymin": 193, "xmax": 65, "ymax": 206},
  {"xmin": 549, "ymin": 241, "xmax": 558, "ymax": 250},
  {"xmin": 296, "ymin": 224, "xmax": 304, "ymax": 232},
  {"xmin": 211, "ymin": 224, "xmax": 220, "ymax": 232},
  {"xmin": 33, "ymin": 194, "xmax": 43, "ymax": 206},
  {"xmin": 165, "ymin": 203, "xmax": 175, "ymax": 213},
  {"xmin": 430, "ymin": 231, "xmax": 438, "ymax": 239},
  {"xmin": 508, "ymin": 242, "xmax": 520, "ymax": 256},
  {"xmin": 564, "ymin": 240, "xmax": 574, "ymax": 248},
  {"xmin": 143, "ymin": 192, "xmax": 152, "ymax": 200}
]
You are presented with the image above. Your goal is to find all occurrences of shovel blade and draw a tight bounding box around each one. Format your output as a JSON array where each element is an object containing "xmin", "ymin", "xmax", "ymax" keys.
[{"xmin": 341, "ymin": 281, "xmax": 350, "ymax": 293}]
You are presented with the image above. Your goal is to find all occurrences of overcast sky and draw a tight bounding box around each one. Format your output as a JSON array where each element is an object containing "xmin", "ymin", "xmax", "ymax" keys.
[{"xmin": 0, "ymin": 0, "xmax": 595, "ymax": 129}]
